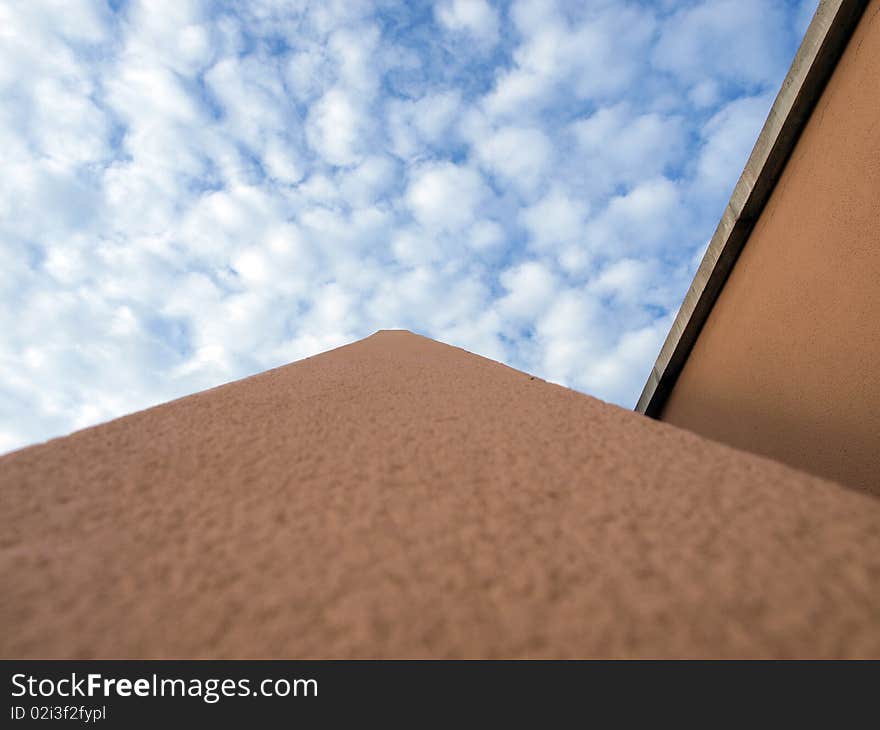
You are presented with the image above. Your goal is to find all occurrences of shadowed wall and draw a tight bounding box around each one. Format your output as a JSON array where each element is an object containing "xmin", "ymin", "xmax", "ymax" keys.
[{"xmin": 661, "ymin": 0, "xmax": 880, "ymax": 495}]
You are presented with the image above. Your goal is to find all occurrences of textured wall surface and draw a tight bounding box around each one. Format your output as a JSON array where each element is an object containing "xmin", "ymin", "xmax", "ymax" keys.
[
  {"xmin": 661, "ymin": 0, "xmax": 880, "ymax": 495},
  {"xmin": 2, "ymin": 330, "xmax": 879, "ymax": 658}
]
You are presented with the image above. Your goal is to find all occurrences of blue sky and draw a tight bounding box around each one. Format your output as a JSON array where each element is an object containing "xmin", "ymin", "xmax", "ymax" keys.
[{"xmin": 0, "ymin": 0, "xmax": 818, "ymax": 453}]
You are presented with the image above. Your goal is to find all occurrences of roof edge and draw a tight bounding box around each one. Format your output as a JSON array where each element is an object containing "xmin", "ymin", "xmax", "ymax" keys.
[{"xmin": 635, "ymin": 0, "xmax": 870, "ymax": 417}]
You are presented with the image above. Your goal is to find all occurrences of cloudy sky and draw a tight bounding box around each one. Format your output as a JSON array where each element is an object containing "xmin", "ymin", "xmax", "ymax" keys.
[{"xmin": 1, "ymin": 0, "xmax": 818, "ymax": 453}]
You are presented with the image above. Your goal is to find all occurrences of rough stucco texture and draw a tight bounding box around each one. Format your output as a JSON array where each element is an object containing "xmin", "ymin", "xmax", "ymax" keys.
[
  {"xmin": 2, "ymin": 330, "xmax": 879, "ymax": 659},
  {"xmin": 660, "ymin": 0, "xmax": 880, "ymax": 495}
]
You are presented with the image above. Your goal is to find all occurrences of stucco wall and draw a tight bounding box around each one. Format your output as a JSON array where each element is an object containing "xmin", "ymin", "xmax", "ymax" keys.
[
  {"xmin": 660, "ymin": 0, "xmax": 880, "ymax": 495},
  {"xmin": 3, "ymin": 330, "xmax": 880, "ymax": 658}
]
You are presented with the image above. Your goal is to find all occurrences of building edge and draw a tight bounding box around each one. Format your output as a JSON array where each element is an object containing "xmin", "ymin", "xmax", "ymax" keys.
[{"xmin": 635, "ymin": 0, "xmax": 870, "ymax": 417}]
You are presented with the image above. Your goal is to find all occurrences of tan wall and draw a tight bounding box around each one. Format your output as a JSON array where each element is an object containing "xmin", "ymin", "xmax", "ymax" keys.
[
  {"xmin": 4, "ymin": 329, "xmax": 880, "ymax": 658},
  {"xmin": 661, "ymin": 0, "xmax": 880, "ymax": 495}
]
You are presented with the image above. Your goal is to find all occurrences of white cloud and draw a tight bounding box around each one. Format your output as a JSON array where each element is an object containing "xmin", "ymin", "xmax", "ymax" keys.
[
  {"xmin": 535, "ymin": 288, "xmax": 603, "ymax": 382},
  {"xmin": 468, "ymin": 220, "xmax": 505, "ymax": 253},
  {"xmin": 695, "ymin": 93, "xmax": 774, "ymax": 200},
  {"xmin": 499, "ymin": 261, "xmax": 558, "ymax": 322},
  {"xmin": 473, "ymin": 126, "xmax": 553, "ymax": 197},
  {"xmin": 367, "ymin": 265, "xmax": 491, "ymax": 337},
  {"xmin": 406, "ymin": 161, "xmax": 490, "ymax": 231},
  {"xmin": 262, "ymin": 134, "xmax": 305, "ymax": 184},
  {"xmin": 589, "ymin": 258, "xmax": 654, "ymax": 305},
  {"xmin": 435, "ymin": 0, "xmax": 499, "ymax": 47},
  {"xmin": 338, "ymin": 156, "xmax": 397, "ymax": 206},
  {"xmin": 569, "ymin": 106, "xmax": 685, "ymax": 194},
  {"xmin": 520, "ymin": 188, "xmax": 588, "ymax": 255},
  {"xmin": 654, "ymin": 0, "xmax": 791, "ymax": 88},
  {"xmin": 306, "ymin": 87, "xmax": 367, "ymax": 167},
  {"xmin": 30, "ymin": 79, "xmax": 112, "ymax": 166},
  {"xmin": 582, "ymin": 318, "xmax": 671, "ymax": 404},
  {"xmin": 584, "ymin": 178, "xmax": 682, "ymax": 258},
  {"xmin": 387, "ymin": 90, "xmax": 461, "ymax": 159},
  {"xmin": 486, "ymin": 1, "xmax": 656, "ymax": 117}
]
